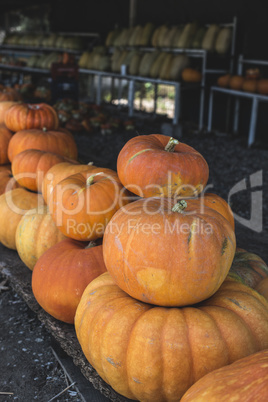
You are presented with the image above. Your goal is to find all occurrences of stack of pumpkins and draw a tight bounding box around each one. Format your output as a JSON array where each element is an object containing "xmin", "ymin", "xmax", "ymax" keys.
[{"xmin": 0, "ymin": 97, "xmax": 268, "ymax": 400}]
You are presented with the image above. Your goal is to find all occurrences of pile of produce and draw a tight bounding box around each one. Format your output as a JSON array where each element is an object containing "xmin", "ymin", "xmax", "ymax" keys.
[
  {"xmin": 0, "ymin": 96, "xmax": 268, "ymax": 401},
  {"xmin": 217, "ymin": 69, "xmax": 268, "ymax": 94}
]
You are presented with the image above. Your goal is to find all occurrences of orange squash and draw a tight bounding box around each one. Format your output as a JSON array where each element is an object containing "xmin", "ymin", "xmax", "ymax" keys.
[
  {"xmin": 75, "ymin": 273, "xmax": 268, "ymax": 402},
  {"xmin": 181, "ymin": 349, "xmax": 268, "ymax": 401},
  {"xmin": 103, "ymin": 197, "xmax": 236, "ymax": 306},
  {"xmin": 32, "ymin": 238, "xmax": 107, "ymax": 323}
]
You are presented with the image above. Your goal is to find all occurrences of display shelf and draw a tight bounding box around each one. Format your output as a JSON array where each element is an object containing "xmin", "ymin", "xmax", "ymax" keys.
[{"xmin": 207, "ymin": 55, "xmax": 268, "ymax": 147}]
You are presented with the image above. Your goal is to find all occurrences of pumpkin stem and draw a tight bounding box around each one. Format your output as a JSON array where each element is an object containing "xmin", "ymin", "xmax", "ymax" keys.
[
  {"xmin": 86, "ymin": 175, "xmax": 95, "ymax": 186},
  {"xmin": 85, "ymin": 241, "xmax": 96, "ymax": 249},
  {"xmin": 172, "ymin": 200, "xmax": 187, "ymax": 213},
  {"xmin": 42, "ymin": 127, "xmax": 47, "ymax": 132},
  {"xmin": 87, "ymin": 162, "xmax": 94, "ymax": 165},
  {"xmin": 165, "ymin": 137, "xmax": 179, "ymax": 152}
]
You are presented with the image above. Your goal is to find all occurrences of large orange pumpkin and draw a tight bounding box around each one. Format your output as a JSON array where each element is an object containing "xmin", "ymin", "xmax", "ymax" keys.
[
  {"xmin": 42, "ymin": 161, "xmax": 95, "ymax": 204},
  {"xmin": 15, "ymin": 205, "xmax": 66, "ymax": 270},
  {"xmin": 0, "ymin": 124, "xmax": 13, "ymax": 165},
  {"xmin": 0, "ymin": 188, "xmax": 43, "ymax": 249},
  {"xmin": 7, "ymin": 127, "xmax": 78, "ymax": 162},
  {"xmin": 199, "ymin": 192, "xmax": 235, "ymax": 230},
  {"xmin": 117, "ymin": 134, "xmax": 209, "ymax": 198},
  {"xmin": 0, "ymin": 170, "xmax": 20, "ymax": 196},
  {"xmin": 75, "ymin": 273, "xmax": 268, "ymax": 402},
  {"xmin": 32, "ymin": 238, "xmax": 107, "ymax": 324},
  {"xmin": 103, "ymin": 197, "xmax": 236, "ymax": 306},
  {"xmin": 181, "ymin": 349, "xmax": 268, "ymax": 401},
  {"xmin": 4, "ymin": 102, "xmax": 59, "ymax": 132},
  {"xmin": 11, "ymin": 149, "xmax": 78, "ymax": 193},
  {"xmin": 48, "ymin": 168, "xmax": 131, "ymax": 241},
  {"xmin": 230, "ymin": 248, "xmax": 268, "ymax": 288}
]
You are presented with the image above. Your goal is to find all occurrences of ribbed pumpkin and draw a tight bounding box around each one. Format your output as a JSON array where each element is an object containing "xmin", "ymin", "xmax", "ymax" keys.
[
  {"xmin": 7, "ymin": 127, "xmax": 78, "ymax": 162},
  {"xmin": 42, "ymin": 161, "xmax": 94, "ymax": 204},
  {"xmin": 0, "ymin": 187, "xmax": 43, "ymax": 249},
  {"xmin": 4, "ymin": 102, "xmax": 59, "ymax": 132},
  {"xmin": 103, "ymin": 197, "xmax": 236, "ymax": 306},
  {"xmin": 48, "ymin": 168, "xmax": 131, "ymax": 241},
  {"xmin": 117, "ymin": 134, "xmax": 209, "ymax": 198},
  {"xmin": 201, "ymin": 192, "xmax": 235, "ymax": 230},
  {"xmin": 0, "ymin": 101, "xmax": 18, "ymax": 124},
  {"xmin": 32, "ymin": 238, "xmax": 107, "ymax": 323},
  {"xmin": 230, "ymin": 248, "xmax": 268, "ymax": 288},
  {"xmin": 0, "ymin": 124, "xmax": 13, "ymax": 164},
  {"xmin": 11, "ymin": 149, "xmax": 78, "ymax": 193},
  {"xmin": 0, "ymin": 170, "xmax": 20, "ymax": 196},
  {"xmin": 15, "ymin": 205, "xmax": 66, "ymax": 270},
  {"xmin": 75, "ymin": 273, "xmax": 268, "ymax": 402},
  {"xmin": 181, "ymin": 349, "xmax": 268, "ymax": 401}
]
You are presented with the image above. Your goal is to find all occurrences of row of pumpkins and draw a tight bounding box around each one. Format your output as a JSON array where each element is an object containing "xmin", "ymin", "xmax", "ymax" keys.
[
  {"xmin": 0, "ymin": 99, "xmax": 268, "ymax": 401},
  {"xmin": 79, "ymin": 46, "xmax": 202, "ymax": 82},
  {"xmin": 105, "ymin": 22, "xmax": 232, "ymax": 54},
  {"xmin": 217, "ymin": 69, "xmax": 268, "ymax": 95}
]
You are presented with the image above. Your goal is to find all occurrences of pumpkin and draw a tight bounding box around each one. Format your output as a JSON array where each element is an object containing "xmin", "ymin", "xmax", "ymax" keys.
[
  {"xmin": 201, "ymin": 192, "xmax": 235, "ymax": 230},
  {"xmin": 217, "ymin": 74, "xmax": 231, "ymax": 88},
  {"xmin": 117, "ymin": 134, "xmax": 209, "ymax": 198},
  {"xmin": 42, "ymin": 161, "xmax": 95, "ymax": 204},
  {"xmin": 0, "ymin": 124, "xmax": 13, "ymax": 164},
  {"xmin": 0, "ymin": 88, "xmax": 22, "ymax": 102},
  {"xmin": 230, "ymin": 248, "xmax": 268, "ymax": 288},
  {"xmin": 103, "ymin": 197, "xmax": 236, "ymax": 306},
  {"xmin": 7, "ymin": 127, "xmax": 78, "ymax": 162},
  {"xmin": 4, "ymin": 102, "xmax": 59, "ymax": 132},
  {"xmin": 11, "ymin": 149, "xmax": 78, "ymax": 193},
  {"xmin": 32, "ymin": 238, "xmax": 107, "ymax": 323},
  {"xmin": 75, "ymin": 273, "xmax": 268, "ymax": 402},
  {"xmin": 181, "ymin": 349, "xmax": 268, "ymax": 401},
  {"xmin": 245, "ymin": 68, "xmax": 260, "ymax": 80},
  {"xmin": 48, "ymin": 168, "xmax": 131, "ymax": 241},
  {"xmin": 0, "ymin": 170, "xmax": 20, "ymax": 195},
  {"xmin": 0, "ymin": 188, "xmax": 43, "ymax": 249},
  {"xmin": 257, "ymin": 79, "xmax": 268, "ymax": 95},
  {"xmin": 15, "ymin": 205, "xmax": 66, "ymax": 270},
  {"xmin": 229, "ymin": 75, "xmax": 245, "ymax": 91},
  {"xmin": 242, "ymin": 79, "xmax": 258, "ymax": 93},
  {"xmin": 0, "ymin": 101, "xmax": 18, "ymax": 124},
  {"xmin": 255, "ymin": 277, "xmax": 268, "ymax": 300},
  {"xmin": 181, "ymin": 68, "xmax": 202, "ymax": 82},
  {"xmin": 0, "ymin": 163, "xmax": 11, "ymax": 172}
]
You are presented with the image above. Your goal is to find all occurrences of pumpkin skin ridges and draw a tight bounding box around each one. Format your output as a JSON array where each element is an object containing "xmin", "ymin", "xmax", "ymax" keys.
[
  {"xmin": 32, "ymin": 238, "xmax": 107, "ymax": 323},
  {"xmin": 180, "ymin": 349, "xmax": 268, "ymax": 401},
  {"xmin": 74, "ymin": 273, "xmax": 268, "ymax": 402},
  {"xmin": 117, "ymin": 134, "xmax": 209, "ymax": 198},
  {"xmin": 103, "ymin": 197, "xmax": 236, "ymax": 307}
]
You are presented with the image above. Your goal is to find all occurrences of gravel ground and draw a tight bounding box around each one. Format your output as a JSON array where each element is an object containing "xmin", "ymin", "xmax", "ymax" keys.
[{"xmin": 0, "ymin": 109, "xmax": 267, "ymax": 401}]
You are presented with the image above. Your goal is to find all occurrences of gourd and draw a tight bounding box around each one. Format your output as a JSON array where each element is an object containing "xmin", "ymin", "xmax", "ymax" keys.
[
  {"xmin": 168, "ymin": 54, "xmax": 190, "ymax": 81},
  {"xmin": 202, "ymin": 24, "xmax": 221, "ymax": 52},
  {"xmin": 4, "ymin": 102, "xmax": 59, "ymax": 132},
  {"xmin": 103, "ymin": 197, "xmax": 236, "ymax": 306},
  {"xmin": 15, "ymin": 205, "xmax": 66, "ymax": 270},
  {"xmin": 177, "ymin": 22, "xmax": 198, "ymax": 49},
  {"xmin": 215, "ymin": 27, "xmax": 232, "ymax": 54},
  {"xmin": 7, "ymin": 127, "xmax": 78, "ymax": 162},
  {"xmin": 117, "ymin": 134, "xmax": 209, "ymax": 198},
  {"xmin": 181, "ymin": 349, "xmax": 268, "ymax": 401},
  {"xmin": 32, "ymin": 238, "xmax": 107, "ymax": 323},
  {"xmin": 75, "ymin": 273, "xmax": 268, "ymax": 402}
]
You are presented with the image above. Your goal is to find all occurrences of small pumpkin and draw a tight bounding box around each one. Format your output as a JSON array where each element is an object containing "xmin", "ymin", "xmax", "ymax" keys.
[
  {"xmin": 217, "ymin": 74, "xmax": 231, "ymax": 88},
  {"xmin": 0, "ymin": 170, "xmax": 20, "ymax": 196},
  {"xmin": 229, "ymin": 75, "xmax": 245, "ymax": 91},
  {"xmin": 0, "ymin": 187, "xmax": 43, "ymax": 249},
  {"xmin": 42, "ymin": 161, "xmax": 95, "ymax": 204},
  {"xmin": 257, "ymin": 79, "xmax": 268, "ymax": 95},
  {"xmin": 4, "ymin": 102, "xmax": 59, "ymax": 132},
  {"xmin": 117, "ymin": 134, "xmax": 209, "ymax": 198},
  {"xmin": 11, "ymin": 149, "xmax": 78, "ymax": 193},
  {"xmin": 0, "ymin": 124, "xmax": 13, "ymax": 165},
  {"xmin": 7, "ymin": 127, "xmax": 78, "ymax": 162},
  {"xmin": 242, "ymin": 79, "xmax": 258, "ymax": 93},
  {"xmin": 181, "ymin": 67, "xmax": 202, "ymax": 82},
  {"xmin": 103, "ymin": 197, "xmax": 236, "ymax": 306},
  {"xmin": 75, "ymin": 273, "xmax": 268, "ymax": 402},
  {"xmin": 0, "ymin": 101, "xmax": 18, "ymax": 124},
  {"xmin": 32, "ymin": 238, "xmax": 107, "ymax": 323},
  {"xmin": 181, "ymin": 349, "xmax": 268, "ymax": 401},
  {"xmin": 230, "ymin": 248, "xmax": 268, "ymax": 288},
  {"xmin": 15, "ymin": 205, "xmax": 66, "ymax": 270},
  {"xmin": 48, "ymin": 168, "xmax": 131, "ymax": 241}
]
